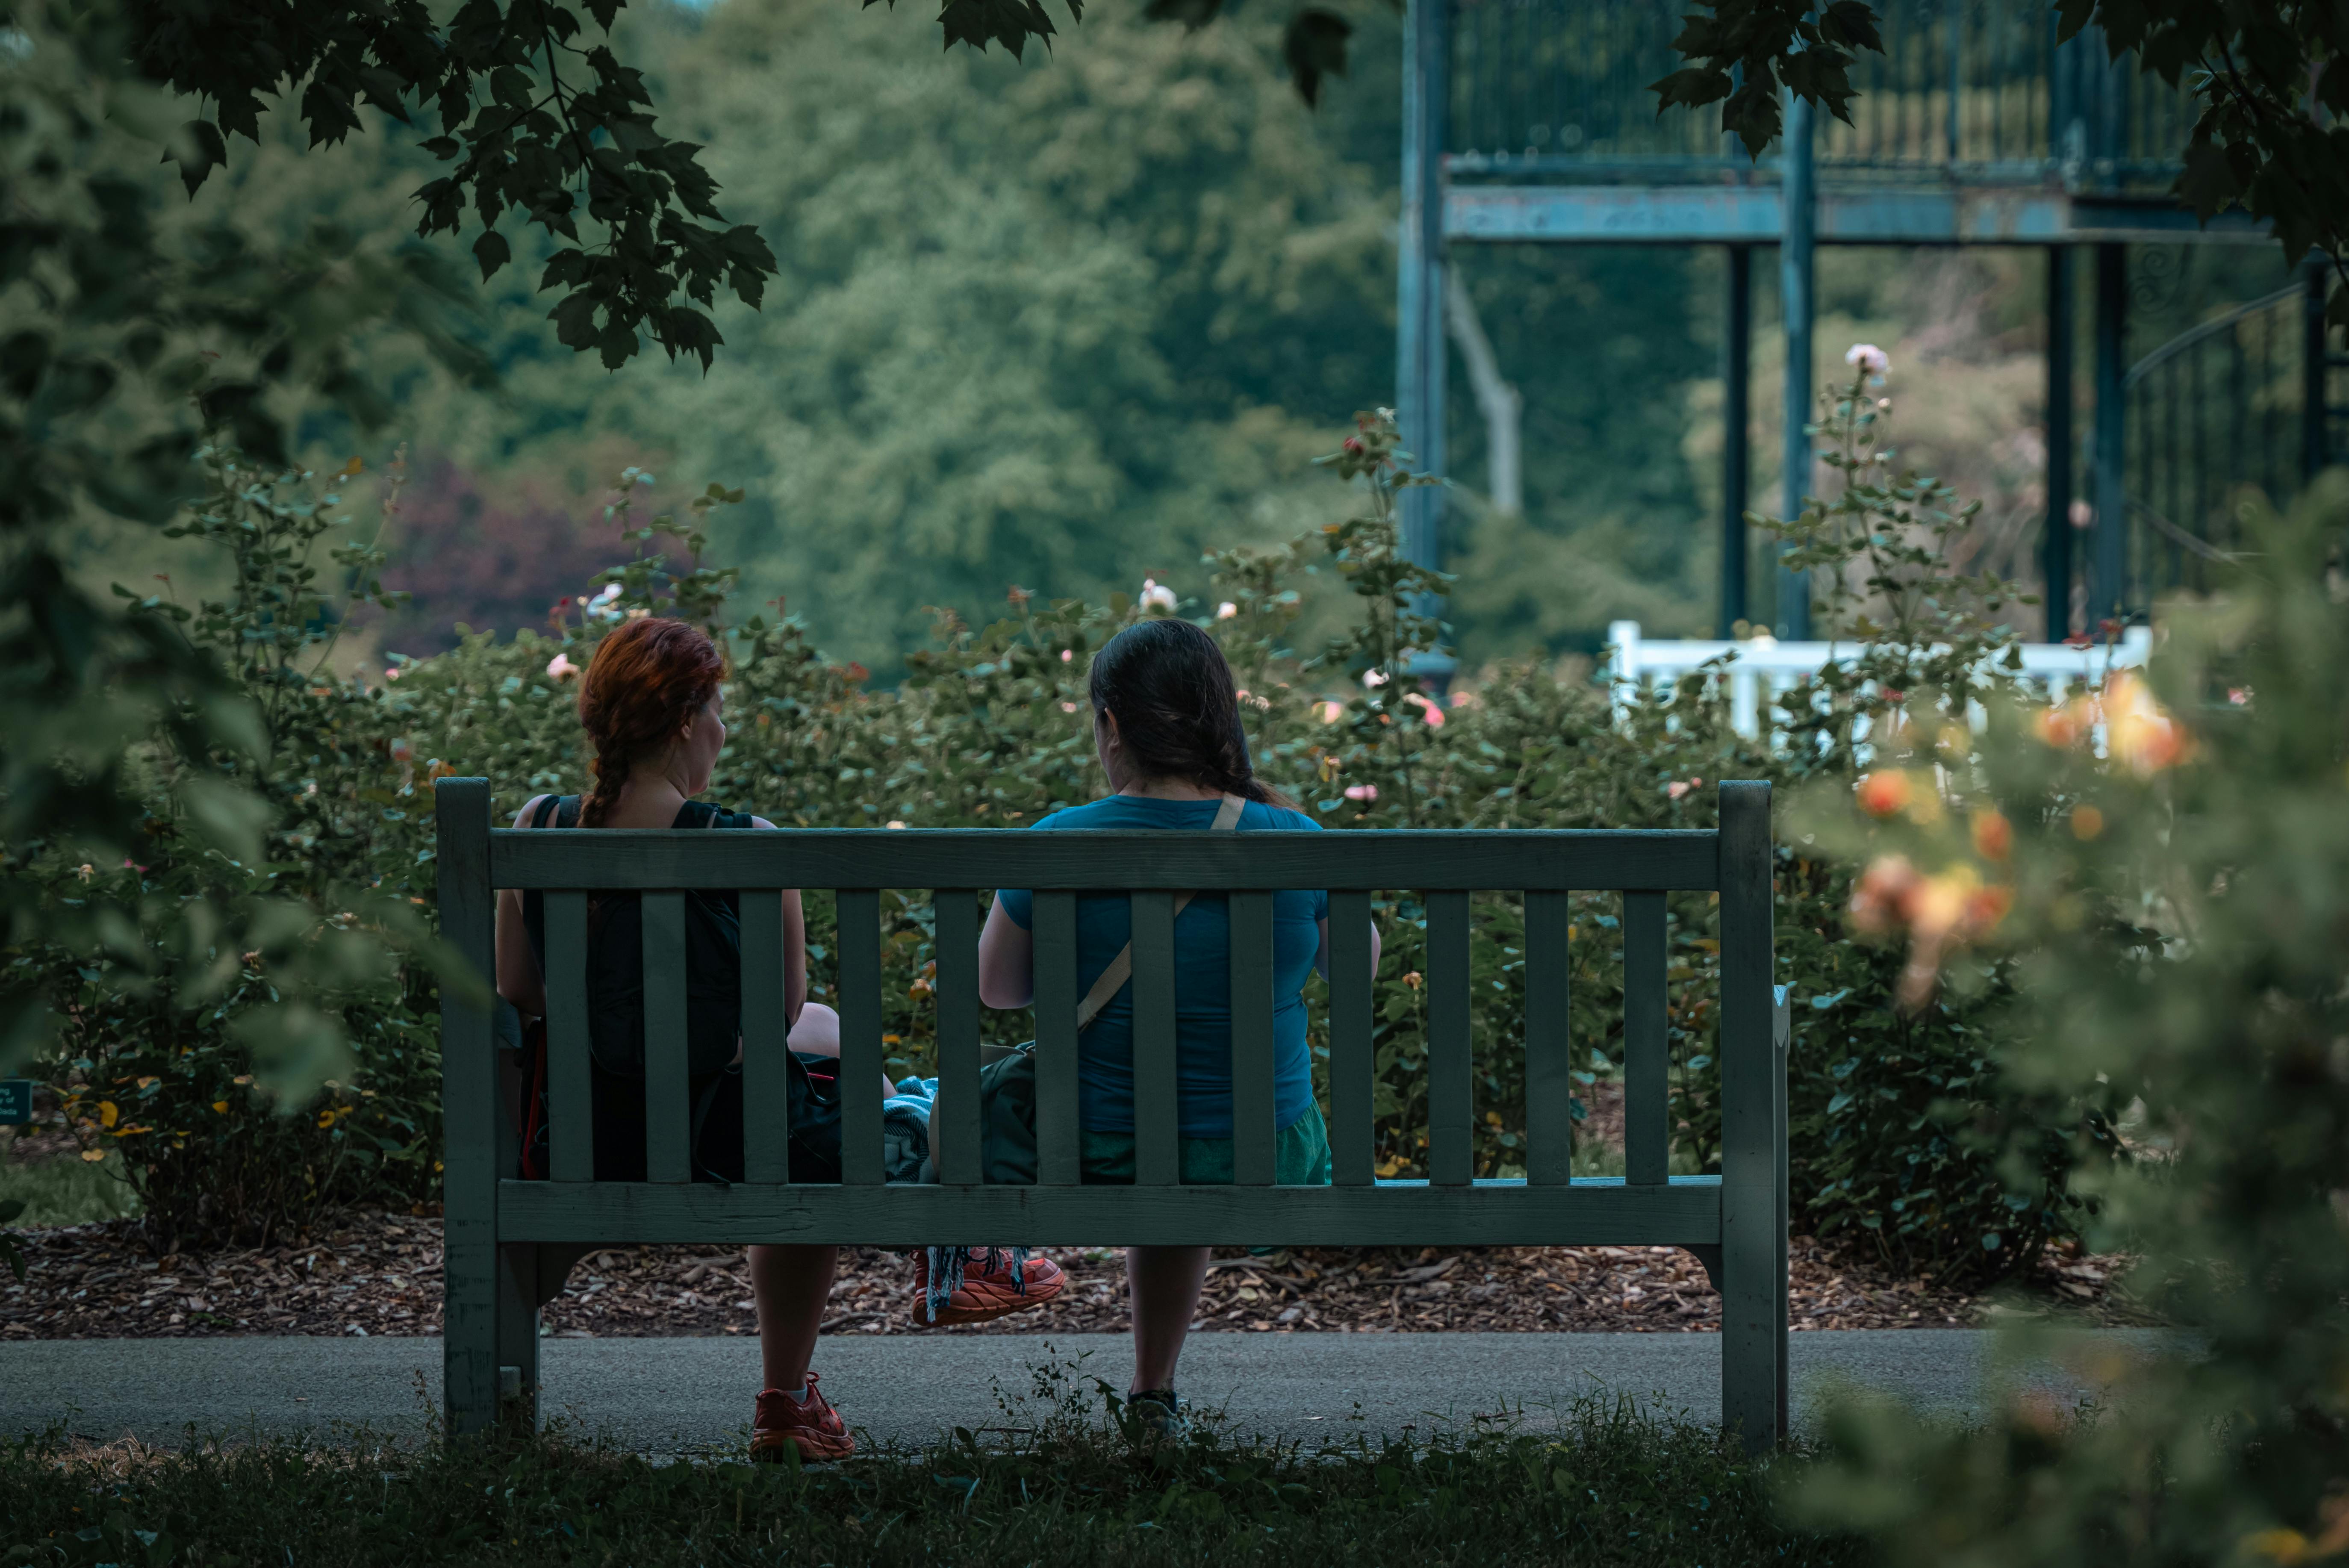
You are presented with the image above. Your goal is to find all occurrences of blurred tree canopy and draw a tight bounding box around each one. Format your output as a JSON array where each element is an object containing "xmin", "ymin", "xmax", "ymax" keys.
[
  {"xmin": 1, "ymin": 0, "xmax": 1719, "ymax": 1074},
  {"xmin": 212, "ymin": 0, "xmax": 1719, "ymax": 673}
]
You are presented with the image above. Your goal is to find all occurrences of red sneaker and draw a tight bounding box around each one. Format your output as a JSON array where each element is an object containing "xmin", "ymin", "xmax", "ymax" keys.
[
  {"xmin": 908, "ymin": 1247, "xmax": 1065, "ymax": 1328},
  {"xmin": 752, "ymin": 1373, "xmax": 854, "ymax": 1462}
]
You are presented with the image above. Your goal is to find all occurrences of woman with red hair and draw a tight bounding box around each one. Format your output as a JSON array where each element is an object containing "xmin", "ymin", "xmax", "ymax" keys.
[{"xmin": 494, "ymin": 616, "xmax": 1058, "ymax": 1461}]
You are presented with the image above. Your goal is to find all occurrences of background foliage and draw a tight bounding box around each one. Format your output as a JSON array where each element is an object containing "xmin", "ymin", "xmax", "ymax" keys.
[{"xmin": 10, "ymin": 405, "xmax": 2112, "ymax": 1285}]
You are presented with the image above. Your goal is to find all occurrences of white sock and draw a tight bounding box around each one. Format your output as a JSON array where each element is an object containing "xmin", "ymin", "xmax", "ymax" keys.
[{"xmin": 779, "ymin": 1384, "xmax": 808, "ymax": 1403}]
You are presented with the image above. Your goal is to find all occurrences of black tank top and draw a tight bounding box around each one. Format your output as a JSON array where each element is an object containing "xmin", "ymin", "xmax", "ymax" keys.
[{"xmin": 520, "ymin": 795, "xmax": 753, "ymax": 1078}]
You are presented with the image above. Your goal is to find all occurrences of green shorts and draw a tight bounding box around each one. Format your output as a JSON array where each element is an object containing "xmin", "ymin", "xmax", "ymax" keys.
[{"xmin": 1078, "ymin": 1102, "xmax": 1333, "ymax": 1185}]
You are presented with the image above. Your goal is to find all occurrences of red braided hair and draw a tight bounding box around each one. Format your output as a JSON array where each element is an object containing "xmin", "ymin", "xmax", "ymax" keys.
[{"xmin": 575, "ymin": 617, "xmax": 727, "ymax": 827}]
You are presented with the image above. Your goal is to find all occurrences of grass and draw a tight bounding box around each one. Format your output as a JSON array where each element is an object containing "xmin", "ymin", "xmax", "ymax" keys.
[
  {"xmin": 0, "ymin": 1367, "xmax": 1865, "ymax": 1568},
  {"xmin": 0, "ymin": 1145, "xmax": 141, "ymax": 1227}
]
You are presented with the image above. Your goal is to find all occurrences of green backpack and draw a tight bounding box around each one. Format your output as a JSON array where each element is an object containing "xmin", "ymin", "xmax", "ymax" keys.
[{"xmin": 921, "ymin": 1042, "xmax": 1044, "ymax": 1185}]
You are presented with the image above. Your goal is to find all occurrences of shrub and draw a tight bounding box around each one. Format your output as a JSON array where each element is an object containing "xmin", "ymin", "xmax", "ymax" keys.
[
  {"xmin": 7, "ymin": 407, "xmax": 2112, "ymax": 1282},
  {"xmin": 1782, "ymin": 475, "xmax": 2349, "ymax": 1564},
  {"xmin": 9, "ymin": 444, "xmax": 445, "ymax": 1250}
]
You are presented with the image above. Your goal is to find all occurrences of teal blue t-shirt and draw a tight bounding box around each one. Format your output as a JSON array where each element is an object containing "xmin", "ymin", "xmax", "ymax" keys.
[{"xmin": 994, "ymin": 794, "xmax": 1328, "ymax": 1139}]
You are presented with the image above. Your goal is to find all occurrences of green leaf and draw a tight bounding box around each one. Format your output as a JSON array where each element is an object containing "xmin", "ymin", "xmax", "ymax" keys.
[
  {"xmin": 1143, "ymin": 0, "xmax": 1224, "ymax": 30},
  {"xmin": 1282, "ymin": 10, "xmax": 1352, "ymax": 109},
  {"xmin": 164, "ymin": 120, "xmax": 227, "ymax": 197},
  {"xmin": 229, "ymin": 1002, "xmax": 354, "ymax": 1104},
  {"xmin": 473, "ymin": 230, "xmax": 512, "ymax": 282},
  {"xmin": 178, "ymin": 776, "xmax": 273, "ymax": 864}
]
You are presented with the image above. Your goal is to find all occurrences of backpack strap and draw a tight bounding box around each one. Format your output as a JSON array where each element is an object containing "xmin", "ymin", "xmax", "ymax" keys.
[{"xmin": 1073, "ymin": 792, "xmax": 1246, "ymax": 1033}]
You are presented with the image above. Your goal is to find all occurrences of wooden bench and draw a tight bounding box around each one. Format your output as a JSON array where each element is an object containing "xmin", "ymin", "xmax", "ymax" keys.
[{"xmin": 433, "ymin": 777, "xmax": 1790, "ymax": 1450}]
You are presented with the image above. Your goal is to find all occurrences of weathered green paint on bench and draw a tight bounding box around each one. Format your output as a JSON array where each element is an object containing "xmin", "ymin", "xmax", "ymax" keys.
[{"xmin": 435, "ymin": 779, "xmax": 1788, "ymax": 1453}]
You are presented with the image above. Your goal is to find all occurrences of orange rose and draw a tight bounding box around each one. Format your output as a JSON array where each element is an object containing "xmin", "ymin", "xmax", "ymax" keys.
[
  {"xmin": 2034, "ymin": 699, "xmax": 2092, "ymax": 749},
  {"xmin": 1856, "ymin": 771, "xmax": 1914, "ymax": 818},
  {"xmin": 1849, "ymin": 854, "xmax": 1921, "ymax": 936},
  {"xmin": 2104, "ymin": 672, "xmax": 2192, "ymax": 776}
]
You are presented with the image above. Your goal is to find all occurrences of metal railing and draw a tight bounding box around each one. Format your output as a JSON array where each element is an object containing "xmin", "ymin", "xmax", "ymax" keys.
[
  {"xmin": 1447, "ymin": 0, "xmax": 2194, "ymax": 184},
  {"xmin": 1607, "ymin": 619, "xmax": 2154, "ymax": 739},
  {"xmin": 435, "ymin": 777, "xmax": 1790, "ymax": 1449},
  {"xmin": 2124, "ymin": 282, "xmax": 2325, "ymax": 601}
]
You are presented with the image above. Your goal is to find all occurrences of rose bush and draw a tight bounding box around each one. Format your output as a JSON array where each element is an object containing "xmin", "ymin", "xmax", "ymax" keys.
[
  {"xmin": 1782, "ymin": 473, "xmax": 2349, "ymax": 1567},
  {"xmin": 7, "ymin": 408, "xmax": 2113, "ymax": 1280}
]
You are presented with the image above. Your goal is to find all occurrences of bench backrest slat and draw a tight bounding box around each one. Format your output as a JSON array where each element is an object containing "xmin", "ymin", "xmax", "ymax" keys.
[
  {"xmin": 543, "ymin": 890, "xmax": 595, "ymax": 1183},
  {"xmin": 1227, "ymin": 890, "xmax": 1279, "ymax": 1186},
  {"xmin": 1032, "ymin": 890, "xmax": 1082, "ymax": 1185},
  {"xmin": 933, "ymin": 891, "xmax": 983, "ymax": 1184},
  {"xmin": 1523, "ymin": 887, "xmax": 1574, "ymax": 1185},
  {"xmin": 1715, "ymin": 780, "xmax": 1782, "ymax": 1437},
  {"xmin": 1426, "ymin": 890, "xmax": 1474, "ymax": 1187},
  {"xmin": 1624, "ymin": 889, "xmax": 1671, "ymax": 1188},
  {"xmin": 1131, "ymin": 890, "xmax": 1181, "ymax": 1185},
  {"xmin": 488, "ymin": 829, "xmax": 1721, "ymax": 892},
  {"xmin": 641, "ymin": 892, "xmax": 693, "ymax": 1183},
  {"xmin": 835, "ymin": 889, "xmax": 887, "ymax": 1185},
  {"xmin": 738, "ymin": 893, "xmax": 791, "ymax": 1185},
  {"xmin": 1325, "ymin": 890, "xmax": 1376, "ymax": 1187}
]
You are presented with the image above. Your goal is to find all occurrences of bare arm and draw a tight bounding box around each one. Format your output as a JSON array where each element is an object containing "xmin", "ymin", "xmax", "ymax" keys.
[
  {"xmin": 977, "ymin": 896, "xmax": 1034, "ymax": 1009},
  {"xmin": 493, "ymin": 796, "xmax": 555, "ymax": 1020},
  {"xmin": 1313, "ymin": 913, "xmax": 1382, "ymax": 981},
  {"xmin": 748, "ymin": 816, "xmax": 809, "ymax": 1027}
]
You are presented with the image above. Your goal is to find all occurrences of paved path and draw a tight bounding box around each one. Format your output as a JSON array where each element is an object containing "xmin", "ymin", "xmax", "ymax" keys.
[{"xmin": 5, "ymin": 1330, "xmax": 2180, "ymax": 1453}]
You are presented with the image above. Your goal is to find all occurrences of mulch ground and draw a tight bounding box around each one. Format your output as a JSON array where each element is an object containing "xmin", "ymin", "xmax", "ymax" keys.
[{"xmin": 1, "ymin": 1210, "xmax": 2139, "ymax": 1341}]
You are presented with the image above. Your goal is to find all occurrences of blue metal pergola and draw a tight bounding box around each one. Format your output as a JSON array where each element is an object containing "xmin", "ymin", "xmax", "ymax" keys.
[{"xmin": 1395, "ymin": 0, "xmax": 2338, "ymax": 643}]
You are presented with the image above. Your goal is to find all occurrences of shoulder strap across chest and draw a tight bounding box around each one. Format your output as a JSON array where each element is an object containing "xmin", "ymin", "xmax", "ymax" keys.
[{"xmin": 1073, "ymin": 792, "xmax": 1245, "ymax": 1033}]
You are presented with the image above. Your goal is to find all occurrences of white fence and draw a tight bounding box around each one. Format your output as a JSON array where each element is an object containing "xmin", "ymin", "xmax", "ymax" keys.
[{"xmin": 1606, "ymin": 620, "xmax": 2155, "ymax": 740}]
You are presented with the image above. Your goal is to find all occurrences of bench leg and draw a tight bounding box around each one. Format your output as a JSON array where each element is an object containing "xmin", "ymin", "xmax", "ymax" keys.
[
  {"xmin": 444, "ymin": 1217, "xmax": 500, "ymax": 1437},
  {"xmin": 1719, "ymin": 1190, "xmax": 1786, "ymax": 1454},
  {"xmin": 496, "ymin": 1244, "xmax": 542, "ymax": 1429}
]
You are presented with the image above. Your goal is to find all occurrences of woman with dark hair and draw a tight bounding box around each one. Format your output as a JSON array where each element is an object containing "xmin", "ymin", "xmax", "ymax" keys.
[
  {"xmin": 494, "ymin": 616, "xmax": 1059, "ymax": 1462},
  {"xmin": 977, "ymin": 616, "xmax": 1381, "ymax": 1434}
]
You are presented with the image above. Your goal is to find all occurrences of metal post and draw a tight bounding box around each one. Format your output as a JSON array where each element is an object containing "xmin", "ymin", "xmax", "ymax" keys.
[
  {"xmin": 1397, "ymin": 0, "xmax": 1450, "ymax": 572},
  {"xmin": 1397, "ymin": 0, "xmax": 1454, "ymax": 686},
  {"xmin": 1720, "ymin": 245, "xmax": 1753, "ymax": 635},
  {"xmin": 1777, "ymin": 94, "xmax": 1816, "ymax": 640},
  {"xmin": 2092, "ymin": 242, "xmax": 2127, "ymax": 624},
  {"xmin": 2045, "ymin": 246, "xmax": 2075, "ymax": 640},
  {"xmin": 2306, "ymin": 252, "xmax": 2333, "ymax": 481},
  {"xmin": 1945, "ymin": 0, "xmax": 1963, "ymax": 166}
]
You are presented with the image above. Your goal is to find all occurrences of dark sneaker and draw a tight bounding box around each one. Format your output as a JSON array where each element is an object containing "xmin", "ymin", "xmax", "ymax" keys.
[
  {"xmin": 752, "ymin": 1373, "xmax": 854, "ymax": 1462},
  {"xmin": 908, "ymin": 1247, "xmax": 1065, "ymax": 1329}
]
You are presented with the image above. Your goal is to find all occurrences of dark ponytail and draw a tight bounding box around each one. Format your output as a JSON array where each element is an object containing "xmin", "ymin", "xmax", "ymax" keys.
[{"xmin": 1087, "ymin": 618, "xmax": 1293, "ymax": 806}]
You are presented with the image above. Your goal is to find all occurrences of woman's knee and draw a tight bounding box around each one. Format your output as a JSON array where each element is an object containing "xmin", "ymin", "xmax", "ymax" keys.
[{"xmin": 787, "ymin": 1001, "xmax": 840, "ymax": 1054}]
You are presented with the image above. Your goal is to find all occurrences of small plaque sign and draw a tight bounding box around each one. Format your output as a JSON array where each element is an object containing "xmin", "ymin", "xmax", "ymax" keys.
[{"xmin": 0, "ymin": 1079, "xmax": 32, "ymax": 1127}]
